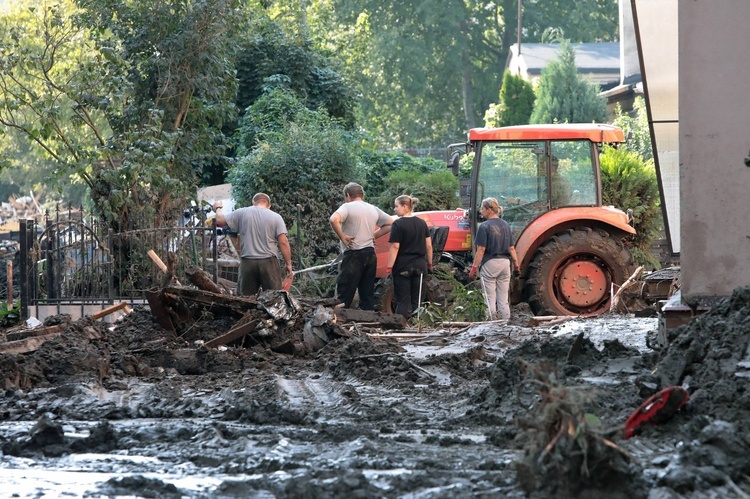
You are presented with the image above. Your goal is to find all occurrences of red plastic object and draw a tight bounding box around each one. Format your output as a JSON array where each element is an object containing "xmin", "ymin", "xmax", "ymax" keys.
[{"xmin": 624, "ymin": 386, "xmax": 689, "ymax": 439}]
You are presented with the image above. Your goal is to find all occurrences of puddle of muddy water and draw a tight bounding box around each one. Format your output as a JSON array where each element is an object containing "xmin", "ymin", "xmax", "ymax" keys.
[{"xmin": 550, "ymin": 316, "xmax": 656, "ymax": 352}]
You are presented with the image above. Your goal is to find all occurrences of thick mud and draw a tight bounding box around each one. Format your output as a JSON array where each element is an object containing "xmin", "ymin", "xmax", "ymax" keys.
[{"xmin": 1, "ymin": 288, "xmax": 750, "ymax": 497}]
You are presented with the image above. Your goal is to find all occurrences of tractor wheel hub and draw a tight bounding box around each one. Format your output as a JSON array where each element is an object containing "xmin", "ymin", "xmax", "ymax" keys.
[{"xmin": 558, "ymin": 260, "xmax": 607, "ymax": 307}]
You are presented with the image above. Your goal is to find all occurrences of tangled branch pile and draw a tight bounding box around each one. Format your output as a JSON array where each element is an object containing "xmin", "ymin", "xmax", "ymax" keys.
[{"xmin": 513, "ymin": 359, "xmax": 647, "ymax": 498}]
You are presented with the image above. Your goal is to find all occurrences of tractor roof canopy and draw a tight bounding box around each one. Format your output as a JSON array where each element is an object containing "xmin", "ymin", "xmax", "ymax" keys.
[{"xmin": 468, "ymin": 124, "xmax": 625, "ymax": 143}]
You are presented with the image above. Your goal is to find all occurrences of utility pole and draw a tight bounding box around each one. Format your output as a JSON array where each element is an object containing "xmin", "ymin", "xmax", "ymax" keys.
[{"xmin": 517, "ymin": 0, "xmax": 523, "ymax": 55}]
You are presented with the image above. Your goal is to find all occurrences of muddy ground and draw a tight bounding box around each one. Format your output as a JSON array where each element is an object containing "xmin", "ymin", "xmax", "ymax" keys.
[{"xmin": 1, "ymin": 287, "xmax": 749, "ymax": 498}]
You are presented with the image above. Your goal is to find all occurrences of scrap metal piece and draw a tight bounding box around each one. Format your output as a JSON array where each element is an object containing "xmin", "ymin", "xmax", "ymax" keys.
[{"xmin": 257, "ymin": 290, "xmax": 301, "ymax": 322}]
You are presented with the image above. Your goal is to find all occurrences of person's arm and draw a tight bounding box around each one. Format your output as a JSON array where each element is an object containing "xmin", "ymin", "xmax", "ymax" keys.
[
  {"xmin": 470, "ymin": 246, "xmax": 486, "ymax": 279},
  {"xmin": 373, "ymin": 217, "xmax": 392, "ymax": 239},
  {"xmin": 212, "ymin": 202, "xmax": 227, "ymax": 227},
  {"xmin": 277, "ymin": 233, "xmax": 293, "ymax": 277},
  {"xmin": 329, "ymin": 212, "xmax": 354, "ymax": 249},
  {"xmin": 387, "ymin": 243, "xmax": 399, "ymax": 273},
  {"xmin": 425, "ymin": 236, "xmax": 433, "ymax": 270},
  {"xmin": 509, "ymin": 246, "xmax": 520, "ymax": 271}
]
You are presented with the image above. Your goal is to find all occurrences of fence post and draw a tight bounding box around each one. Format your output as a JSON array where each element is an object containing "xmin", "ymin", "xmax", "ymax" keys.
[
  {"xmin": 212, "ymin": 218, "xmax": 218, "ymax": 284},
  {"xmin": 19, "ymin": 219, "xmax": 28, "ymax": 319},
  {"xmin": 46, "ymin": 217, "xmax": 56, "ymax": 301},
  {"xmin": 108, "ymin": 228, "xmax": 114, "ymax": 300}
]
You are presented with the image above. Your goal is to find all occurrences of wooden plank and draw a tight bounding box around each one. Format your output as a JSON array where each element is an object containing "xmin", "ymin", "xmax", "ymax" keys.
[
  {"xmin": 90, "ymin": 302, "xmax": 129, "ymax": 320},
  {"xmin": 204, "ymin": 319, "xmax": 260, "ymax": 348},
  {"xmin": 0, "ymin": 334, "xmax": 62, "ymax": 354},
  {"xmin": 6, "ymin": 324, "xmax": 65, "ymax": 342}
]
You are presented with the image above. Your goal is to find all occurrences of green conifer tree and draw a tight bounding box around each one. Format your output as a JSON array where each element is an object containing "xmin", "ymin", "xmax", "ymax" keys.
[
  {"xmin": 530, "ymin": 42, "xmax": 609, "ymax": 124},
  {"xmin": 485, "ymin": 71, "xmax": 536, "ymax": 127}
]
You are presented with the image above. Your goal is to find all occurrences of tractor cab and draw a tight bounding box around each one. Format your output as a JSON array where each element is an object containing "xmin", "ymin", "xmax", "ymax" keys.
[{"xmin": 452, "ymin": 124, "xmax": 623, "ymax": 242}]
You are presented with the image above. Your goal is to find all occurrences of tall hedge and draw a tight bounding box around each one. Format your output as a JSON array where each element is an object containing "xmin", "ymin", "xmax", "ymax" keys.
[
  {"xmin": 230, "ymin": 90, "xmax": 357, "ymax": 259},
  {"xmin": 600, "ymin": 146, "xmax": 661, "ymax": 269}
]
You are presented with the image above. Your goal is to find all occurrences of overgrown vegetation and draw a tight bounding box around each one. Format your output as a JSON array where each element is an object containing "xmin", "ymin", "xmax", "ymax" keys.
[
  {"xmin": 600, "ymin": 146, "xmax": 662, "ymax": 270},
  {"xmin": 230, "ymin": 88, "xmax": 356, "ymax": 259},
  {"xmin": 418, "ymin": 265, "xmax": 488, "ymax": 324},
  {"xmin": 371, "ymin": 169, "xmax": 459, "ymax": 213},
  {"xmin": 514, "ymin": 359, "xmax": 642, "ymax": 497}
]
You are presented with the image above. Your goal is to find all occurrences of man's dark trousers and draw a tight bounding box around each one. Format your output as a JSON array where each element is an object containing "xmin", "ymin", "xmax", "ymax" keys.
[{"xmin": 336, "ymin": 247, "xmax": 378, "ymax": 309}]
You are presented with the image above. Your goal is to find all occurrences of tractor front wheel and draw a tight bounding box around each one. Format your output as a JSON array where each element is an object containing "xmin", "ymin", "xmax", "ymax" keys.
[{"xmin": 525, "ymin": 228, "xmax": 633, "ymax": 316}]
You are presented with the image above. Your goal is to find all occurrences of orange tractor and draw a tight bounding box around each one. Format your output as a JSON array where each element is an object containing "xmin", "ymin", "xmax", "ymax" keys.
[{"xmin": 374, "ymin": 123, "xmax": 635, "ymax": 316}]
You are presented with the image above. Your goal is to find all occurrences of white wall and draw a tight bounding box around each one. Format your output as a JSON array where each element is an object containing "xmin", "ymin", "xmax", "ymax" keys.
[{"xmin": 679, "ymin": 0, "xmax": 750, "ymax": 300}]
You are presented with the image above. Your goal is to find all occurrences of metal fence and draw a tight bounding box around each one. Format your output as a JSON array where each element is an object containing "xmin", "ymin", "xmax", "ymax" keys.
[{"xmin": 18, "ymin": 206, "xmax": 233, "ymax": 319}]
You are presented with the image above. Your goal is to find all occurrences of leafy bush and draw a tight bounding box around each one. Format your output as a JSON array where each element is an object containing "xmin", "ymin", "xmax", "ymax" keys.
[
  {"xmin": 356, "ymin": 149, "xmax": 438, "ymax": 201},
  {"xmin": 612, "ymin": 96, "xmax": 653, "ymax": 162},
  {"xmin": 600, "ymin": 146, "xmax": 662, "ymax": 269},
  {"xmin": 235, "ymin": 15, "xmax": 356, "ymax": 128},
  {"xmin": 0, "ymin": 300, "xmax": 20, "ymax": 326},
  {"xmin": 372, "ymin": 169, "xmax": 459, "ymax": 212},
  {"xmin": 230, "ymin": 91, "xmax": 357, "ymax": 260}
]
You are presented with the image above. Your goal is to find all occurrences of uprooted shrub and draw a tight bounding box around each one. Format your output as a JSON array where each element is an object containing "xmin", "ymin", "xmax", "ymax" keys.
[{"xmin": 513, "ymin": 359, "xmax": 648, "ymax": 498}]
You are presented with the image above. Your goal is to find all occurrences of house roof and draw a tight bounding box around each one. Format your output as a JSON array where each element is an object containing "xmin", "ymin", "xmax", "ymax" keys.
[{"xmin": 506, "ymin": 42, "xmax": 621, "ymax": 89}]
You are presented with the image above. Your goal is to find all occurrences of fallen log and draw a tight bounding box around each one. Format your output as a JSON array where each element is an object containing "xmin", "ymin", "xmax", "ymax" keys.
[
  {"xmin": 0, "ymin": 335, "xmax": 63, "ymax": 355},
  {"xmin": 525, "ymin": 316, "xmax": 575, "ymax": 327},
  {"xmin": 611, "ymin": 266, "xmax": 645, "ymax": 313},
  {"xmin": 334, "ymin": 308, "xmax": 407, "ymax": 330},
  {"xmin": 0, "ymin": 325, "xmax": 102, "ymax": 355},
  {"xmin": 185, "ymin": 266, "xmax": 224, "ymax": 294},
  {"xmin": 163, "ymin": 285, "xmax": 257, "ymax": 315}
]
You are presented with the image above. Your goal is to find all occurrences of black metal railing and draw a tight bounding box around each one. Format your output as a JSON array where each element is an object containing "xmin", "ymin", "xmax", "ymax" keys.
[{"xmin": 19, "ymin": 205, "xmax": 225, "ymax": 318}]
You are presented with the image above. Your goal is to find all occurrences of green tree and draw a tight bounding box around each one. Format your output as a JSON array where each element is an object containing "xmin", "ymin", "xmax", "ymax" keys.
[
  {"xmin": 485, "ymin": 71, "xmax": 536, "ymax": 127},
  {"xmin": 310, "ymin": 0, "xmax": 618, "ymax": 148},
  {"xmin": 78, "ymin": 0, "xmax": 241, "ymax": 227},
  {"xmin": 529, "ymin": 41, "xmax": 610, "ymax": 125},
  {"xmin": 0, "ymin": 0, "xmax": 240, "ymax": 229},
  {"xmin": 234, "ymin": 14, "xmax": 356, "ymax": 127},
  {"xmin": 600, "ymin": 145, "xmax": 661, "ymax": 270},
  {"xmin": 230, "ymin": 89, "xmax": 357, "ymax": 259}
]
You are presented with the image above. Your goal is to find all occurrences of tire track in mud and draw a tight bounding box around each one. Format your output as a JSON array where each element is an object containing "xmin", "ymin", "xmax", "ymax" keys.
[{"xmin": 275, "ymin": 376, "xmax": 347, "ymax": 409}]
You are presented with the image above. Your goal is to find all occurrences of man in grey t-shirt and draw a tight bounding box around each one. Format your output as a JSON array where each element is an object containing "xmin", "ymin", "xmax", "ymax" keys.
[
  {"xmin": 214, "ymin": 193, "xmax": 293, "ymax": 296},
  {"xmin": 329, "ymin": 182, "xmax": 392, "ymax": 309}
]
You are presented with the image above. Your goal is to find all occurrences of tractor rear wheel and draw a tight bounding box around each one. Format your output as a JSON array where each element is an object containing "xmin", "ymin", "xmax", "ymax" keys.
[{"xmin": 525, "ymin": 228, "xmax": 633, "ymax": 316}]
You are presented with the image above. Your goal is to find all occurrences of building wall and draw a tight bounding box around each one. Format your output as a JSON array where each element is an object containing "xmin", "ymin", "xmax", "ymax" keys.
[{"xmin": 679, "ymin": 0, "xmax": 750, "ymax": 300}]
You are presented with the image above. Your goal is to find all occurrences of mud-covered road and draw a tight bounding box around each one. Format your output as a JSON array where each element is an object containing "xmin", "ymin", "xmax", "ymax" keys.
[{"xmin": 1, "ymin": 288, "xmax": 750, "ymax": 498}]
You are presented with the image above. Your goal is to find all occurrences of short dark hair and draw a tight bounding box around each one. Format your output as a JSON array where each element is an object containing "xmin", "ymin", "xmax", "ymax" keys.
[
  {"xmin": 343, "ymin": 182, "xmax": 364, "ymax": 199},
  {"xmin": 252, "ymin": 193, "xmax": 271, "ymax": 205}
]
